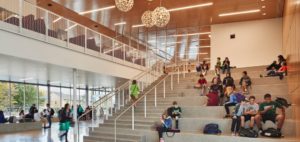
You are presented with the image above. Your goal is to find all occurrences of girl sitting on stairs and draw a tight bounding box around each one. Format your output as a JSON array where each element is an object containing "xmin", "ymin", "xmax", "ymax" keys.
[{"xmin": 157, "ymin": 110, "xmax": 172, "ymax": 142}]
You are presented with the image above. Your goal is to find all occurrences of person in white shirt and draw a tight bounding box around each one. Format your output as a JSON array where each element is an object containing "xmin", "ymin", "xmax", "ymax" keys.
[
  {"xmin": 33, "ymin": 109, "xmax": 41, "ymax": 122},
  {"xmin": 241, "ymin": 96, "xmax": 259, "ymax": 130}
]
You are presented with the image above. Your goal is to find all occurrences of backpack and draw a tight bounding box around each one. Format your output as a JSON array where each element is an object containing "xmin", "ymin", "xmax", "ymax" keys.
[
  {"xmin": 50, "ymin": 108, "xmax": 55, "ymax": 116},
  {"xmin": 275, "ymin": 97, "xmax": 291, "ymax": 108},
  {"xmin": 261, "ymin": 128, "xmax": 282, "ymax": 138},
  {"xmin": 235, "ymin": 93, "xmax": 245, "ymax": 103},
  {"xmin": 203, "ymin": 123, "xmax": 222, "ymax": 134},
  {"xmin": 239, "ymin": 128, "xmax": 258, "ymax": 138},
  {"xmin": 8, "ymin": 116, "xmax": 17, "ymax": 123}
]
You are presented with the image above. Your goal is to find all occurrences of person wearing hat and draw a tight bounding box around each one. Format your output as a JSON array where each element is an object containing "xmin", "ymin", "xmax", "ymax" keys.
[{"xmin": 240, "ymin": 96, "xmax": 259, "ymax": 130}]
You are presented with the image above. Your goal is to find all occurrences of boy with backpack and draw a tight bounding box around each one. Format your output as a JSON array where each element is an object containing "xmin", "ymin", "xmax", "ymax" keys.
[
  {"xmin": 255, "ymin": 94, "xmax": 285, "ymax": 134},
  {"xmin": 240, "ymin": 96, "xmax": 259, "ymax": 130}
]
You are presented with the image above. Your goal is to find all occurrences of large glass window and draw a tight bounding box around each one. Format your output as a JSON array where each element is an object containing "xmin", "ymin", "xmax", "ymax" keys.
[
  {"xmin": 0, "ymin": 82, "xmax": 10, "ymax": 117},
  {"xmin": 50, "ymin": 86, "xmax": 61, "ymax": 112},
  {"xmin": 61, "ymin": 87, "xmax": 71, "ymax": 107},
  {"xmin": 38, "ymin": 85, "xmax": 48, "ymax": 111}
]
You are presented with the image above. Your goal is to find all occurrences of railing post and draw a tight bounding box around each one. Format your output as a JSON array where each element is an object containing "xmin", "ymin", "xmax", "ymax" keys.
[
  {"xmin": 171, "ymin": 74, "xmax": 173, "ymax": 90},
  {"xmin": 45, "ymin": 11, "xmax": 49, "ymax": 42},
  {"xmin": 122, "ymin": 89, "xmax": 125, "ymax": 107},
  {"xmin": 177, "ymin": 67, "xmax": 180, "ymax": 84},
  {"xmin": 141, "ymin": 81, "xmax": 144, "ymax": 92},
  {"xmin": 114, "ymin": 119, "xmax": 117, "ymax": 142},
  {"xmin": 84, "ymin": 28, "xmax": 87, "ymax": 53},
  {"xmin": 132, "ymin": 106, "xmax": 135, "ymax": 130},
  {"xmin": 18, "ymin": 0, "xmax": 23, "ymax": 33},
  {"xmin": 154, "ymin": 86, "xmax": 157, "ymax": 107},
  {"xmin": 67, "ymin": 21, "xmax": 70, "ymax": 48},
  {"xmin": 118, "ymin": 91, "xmax": 120, "ymax": 110},
  {"xmin": 144, "ymin": 96, "xmax": 147, "ymax": 118},
  {"xmin": 163, "ymin": 79, "xmax": 166, "ymax": 99}
]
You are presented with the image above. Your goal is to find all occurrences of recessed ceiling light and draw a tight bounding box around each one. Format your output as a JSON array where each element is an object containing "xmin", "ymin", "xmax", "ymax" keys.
[
  {"xmin": 114, "ymin": 22, "xmax": 126, "ymax": 26},
  {"xmin": 132, "ymin": 24, "xmax": 145, "ymax": 28},
  {"xmin": 168, "ymin": 2, "xmax": 213, "ymax": 12},
  {"xmin": 262, "ymin": 13, "xmax": 266, "ymax": 15},
  {"xmin": 262, "ymin": 5, "xmax": 266, "ymax": 8},
  {"xmin": 261, "ymin": 0, "xmax": 265, "ymax": 1},
  {"xmin": 79, "ymin": 6, "xmax": 115, "ymax": 15},
  {"xmin": 219, "ymin": 9, "xmax": 261, "ymax": 17}
]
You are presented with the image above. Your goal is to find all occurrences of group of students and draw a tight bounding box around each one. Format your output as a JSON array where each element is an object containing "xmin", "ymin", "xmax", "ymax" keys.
[
  {"xmin": 261, "ymin": 55, "xmax": 288, "ymax": 80},
  {"xmin": 230, "ymin": 94, "xmax": 285, "ymax": 137},
  {"xmin": 157, "ymin": 101, "xmax": 182, "ymax": 142}
]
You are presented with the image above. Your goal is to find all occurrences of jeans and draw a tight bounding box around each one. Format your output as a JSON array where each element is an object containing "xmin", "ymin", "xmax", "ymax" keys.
[
  {"xmin": 157, "ymin": 126, "xmax": 167, "ymax": 138},
  {"xmin": 224, "ymin": 102, "xmax": 237, "ymax": 115},
  {"xmin": 60, "ymin": 130, "xmax": 68, "ymax": 142},
  {"xmin": 231, "ymin": 116, "xmax": 241, "ymax": 133},
  {"xmin": 47, "ymin": 116, "xmax": 52, "ymax": 128},
  {"xmin": 222, "ymin": 65, "xmax": 230, "ymax": 74}
]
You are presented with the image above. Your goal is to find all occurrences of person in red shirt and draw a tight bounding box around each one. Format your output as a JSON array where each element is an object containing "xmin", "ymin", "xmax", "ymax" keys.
[
  {"xmin": 194, "ymin": 74, "xmax": 207, "ymax": 95},
  {"xmin": 277, "ymin": 62, "xmax": 287, "ymax": 80}
]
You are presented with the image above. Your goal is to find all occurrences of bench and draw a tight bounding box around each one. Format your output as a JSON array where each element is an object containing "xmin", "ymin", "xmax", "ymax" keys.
[{"xmin": 0, "ymin": 122, "xmax": 42, "ymax": 134}]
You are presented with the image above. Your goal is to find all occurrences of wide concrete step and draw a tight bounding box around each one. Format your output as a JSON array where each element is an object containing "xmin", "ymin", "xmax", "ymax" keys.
[
  {"xmin": 84, "ymin": 135, "xmax": 138, "ymax": 142},
  {"xmin": 178, "ymin": 118, "xmax": 296, "ymax": 137},
  {"xmin": 100, "ymin": 122, "xmax": 152, "ymax": 130},
  {"xmin": 88, "ymin": 131, "xmax": 144, "ymax": 142},
  {"xmin": 163, "ymin": 132, "xmax": 299, "ymax": 142}
]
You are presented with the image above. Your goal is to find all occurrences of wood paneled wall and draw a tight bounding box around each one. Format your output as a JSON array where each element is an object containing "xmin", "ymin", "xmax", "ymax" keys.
[{"xmin": 283, "ymin": 0, "xmax": 300, "ymax": 138}]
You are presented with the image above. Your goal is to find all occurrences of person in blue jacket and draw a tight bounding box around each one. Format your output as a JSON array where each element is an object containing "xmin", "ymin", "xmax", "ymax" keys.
[
  {"xmin": 157, "ymin": 110, "xmax": 172, "ymax": 141},
  {"xmin": 224, "ymin": 90, "xmax": 238, "ymax": 118}
]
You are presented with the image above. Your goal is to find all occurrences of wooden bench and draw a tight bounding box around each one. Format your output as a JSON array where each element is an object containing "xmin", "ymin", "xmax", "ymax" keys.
[{"xmin": 0, "ymin": 122, "xmax": 42, "ymax": 134}]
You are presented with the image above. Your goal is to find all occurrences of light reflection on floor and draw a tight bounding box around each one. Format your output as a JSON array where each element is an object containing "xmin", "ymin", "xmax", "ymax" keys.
[{"xmin": 0, "ymin": 119, "xmax": 103, "ymax": 142}]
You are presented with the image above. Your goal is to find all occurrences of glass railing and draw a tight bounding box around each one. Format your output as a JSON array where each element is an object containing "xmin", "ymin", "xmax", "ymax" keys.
[{"xmin": 0, "ymin": 0, "xmax": 163, "ymax": 69}]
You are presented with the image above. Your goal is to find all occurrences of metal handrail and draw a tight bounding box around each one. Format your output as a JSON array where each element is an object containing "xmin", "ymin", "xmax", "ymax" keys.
[
  {"xmin": 76, "ymin": 68, "xmax": 161, "ymax": 141},
  {"xmin": 113, "ymin": 74, "xmax": 169, "ymax": 142},
  {"xmin": 77, "ymin": 69, "xmax": 155, "ymax": 121}
]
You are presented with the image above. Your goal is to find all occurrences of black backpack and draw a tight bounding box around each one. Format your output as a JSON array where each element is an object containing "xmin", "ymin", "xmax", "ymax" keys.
[
  {"xmin": 261, "ymin": 128, "xmax": 282, "ymax": 138},
  {"xmin": 50, "ymin": 108, "xmax": 55, "ymax": 116},
  {"xmin": 239, "ymin": 128, "xmax": 258, "ymax": 138},
  {"xmin": 275, "ymin": 97, "xmax": 291, "ymax": 108},
  {"xmin": 203, "ymin": 123, "xmax": 222, "ymax": 134}
]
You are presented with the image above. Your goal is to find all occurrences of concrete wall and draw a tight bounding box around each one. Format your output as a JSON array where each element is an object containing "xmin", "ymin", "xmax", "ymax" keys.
[
  {"xmin": 283, "ymin": 0, "xmax": 300, "ymax": 139},
  {"xmin": 211, "ymin": 18, "xmax": 283, "ymax": 69}
]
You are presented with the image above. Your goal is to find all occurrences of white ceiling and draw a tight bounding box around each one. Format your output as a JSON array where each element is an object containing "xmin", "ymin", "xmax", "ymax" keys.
[{"xmin": 0, "ymin": 54, "xmax": 128, "ymax": 88}]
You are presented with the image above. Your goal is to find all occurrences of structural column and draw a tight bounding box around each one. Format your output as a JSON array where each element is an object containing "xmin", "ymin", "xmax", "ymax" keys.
[{"xmin": 72, "ymin": 69, "xmax": 78, "ymax": 140}]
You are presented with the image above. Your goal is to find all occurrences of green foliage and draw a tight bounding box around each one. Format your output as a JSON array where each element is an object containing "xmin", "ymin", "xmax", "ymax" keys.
[{"xmin": 0, "ymin": 82, "xmax": 46, "ymax": 112}]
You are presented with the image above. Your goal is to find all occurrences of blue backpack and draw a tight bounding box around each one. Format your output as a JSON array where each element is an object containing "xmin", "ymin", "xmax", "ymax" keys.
[
  {"xmin": 235, "ymin": 93, "xmax": 245, "ymax": 103},
  {"xmin": 203, "ymin": 123, "xmax": 222, "ymax": 134}
]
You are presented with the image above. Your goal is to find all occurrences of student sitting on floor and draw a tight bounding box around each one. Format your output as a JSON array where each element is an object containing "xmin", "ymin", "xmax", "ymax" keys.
[
  {"xmin": 194, "ymin": 74, "xmax": 207, "ymax": 96},
  {"xmin": 255, "ymin": 94, "xmax": 285, "ymax": 134},
  {"xmin": 241, "ymin": 96, "xmax": 259, "ymax": 130},
  {"xmin": 169, "ymin": 101, "xmax": 182, "ymax": 129},
  {"xmin": 157, "ymin": 110, "xmax": 172, "ymax": 142}
]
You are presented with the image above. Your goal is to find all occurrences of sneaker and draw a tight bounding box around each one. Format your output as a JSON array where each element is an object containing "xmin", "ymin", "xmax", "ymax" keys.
[
  {"xmin": 231, "ymin": 132, "xmax": 236, "ymax": 136},
  {"xmin": 224, "ymin": 114, "xmax": 231, "ymax": 118}
]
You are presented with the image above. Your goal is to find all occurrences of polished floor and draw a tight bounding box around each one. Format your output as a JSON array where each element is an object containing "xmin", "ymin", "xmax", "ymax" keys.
[{"xmin": 0, "ymin": 119, "xmax": 103, "ymax": 142}]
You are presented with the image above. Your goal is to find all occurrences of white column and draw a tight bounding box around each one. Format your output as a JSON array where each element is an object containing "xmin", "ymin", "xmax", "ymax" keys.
[
  {"xmin": 73, "ymin": 69, "xmax": 78, "ymax": 141},
  {"xmin": 144, "ymin": 96, "xmax": 147, "ymax": 118},
  {"xmin": 163, "ymin": 80, "xmax": 166, "ymax": 99}
]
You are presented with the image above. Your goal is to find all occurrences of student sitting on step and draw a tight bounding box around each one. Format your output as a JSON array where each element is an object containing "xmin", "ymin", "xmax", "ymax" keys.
[
  {"xmin": 239, "ymin": 71, "xmax": 252, "ymax": 95},
  {"xmin": 157, "ymin": 110, "xmax": 172, "ymax": 142},
  {"xmin": 255, "ymin": 94, "xmax": 285, "ymax": 134},
  {"xmin": 231, "ymin": 98, "xmax": 248, "ymax": 136},
  {"xmin": 208, "ymin": 78, "xmax": 223, "ymax": 106},
  {"xmin": 169, "ymin": 101, "xmax": 182, "ymax": 129},
  {"xmin": 224, "ymin": 87, "xmax": 238, "ymax": 118},
  {"xmin": 194, "ymin": 74, "xmax": 207, "ymax": 96},
  {"xmin": 241, "ymin": 96, "xmax": 259, "ymax": 130},
  {"xmin": 215, "ymin": 57, "xmax": 222, "ymax": 75}
]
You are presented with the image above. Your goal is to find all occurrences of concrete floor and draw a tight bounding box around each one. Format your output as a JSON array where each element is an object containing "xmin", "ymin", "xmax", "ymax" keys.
[{"xmin": 0, "ymin": 119, "xmax": 103, "ymax": 142}]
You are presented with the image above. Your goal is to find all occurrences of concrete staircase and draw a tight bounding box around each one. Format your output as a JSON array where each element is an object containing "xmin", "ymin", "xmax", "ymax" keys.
[{"xmin": 83, "ymin": 66, "xmax": 299, "ymax": 142}]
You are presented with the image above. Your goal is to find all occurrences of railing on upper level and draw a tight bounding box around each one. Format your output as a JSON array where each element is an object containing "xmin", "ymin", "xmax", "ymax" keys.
[{"xmin": 0, "ymin": 0, "xmax": 166, "ymax": 70}]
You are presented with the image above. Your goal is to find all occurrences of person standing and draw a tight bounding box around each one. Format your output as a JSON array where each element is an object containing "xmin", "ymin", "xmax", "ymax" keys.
[
  {"xmin": 59, "ymin": 103, "xmax": 72, "ymax": 142},
  {"xmin": 45, "ymin": 103, "xmax": 54, "ymax": 128}
]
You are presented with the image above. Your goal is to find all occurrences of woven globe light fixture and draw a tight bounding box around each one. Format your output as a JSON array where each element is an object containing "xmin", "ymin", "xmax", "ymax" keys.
[
  {"xmin": 115, "ymin": 0, "xmax": 134, "ymax": 12},
  {"xmin": 153, "ymin": 6, "xmax": 170, "ymax": 27},
  {"xmin": 141, "ymin": 10, "xmax": 155, "ymax": 28}
]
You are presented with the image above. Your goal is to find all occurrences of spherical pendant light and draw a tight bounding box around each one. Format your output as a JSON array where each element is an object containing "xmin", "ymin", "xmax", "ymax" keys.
[
  {"xmin": 153, "ymin": 7, "xmax": 170, "ymax": 27},
  {"xmin": 115, "ymin": 0, "xmax": 134, "ymax": 12},
  {"xmin": 141, "ymin": 10, "xmax": 155, "ymax": 28}
]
